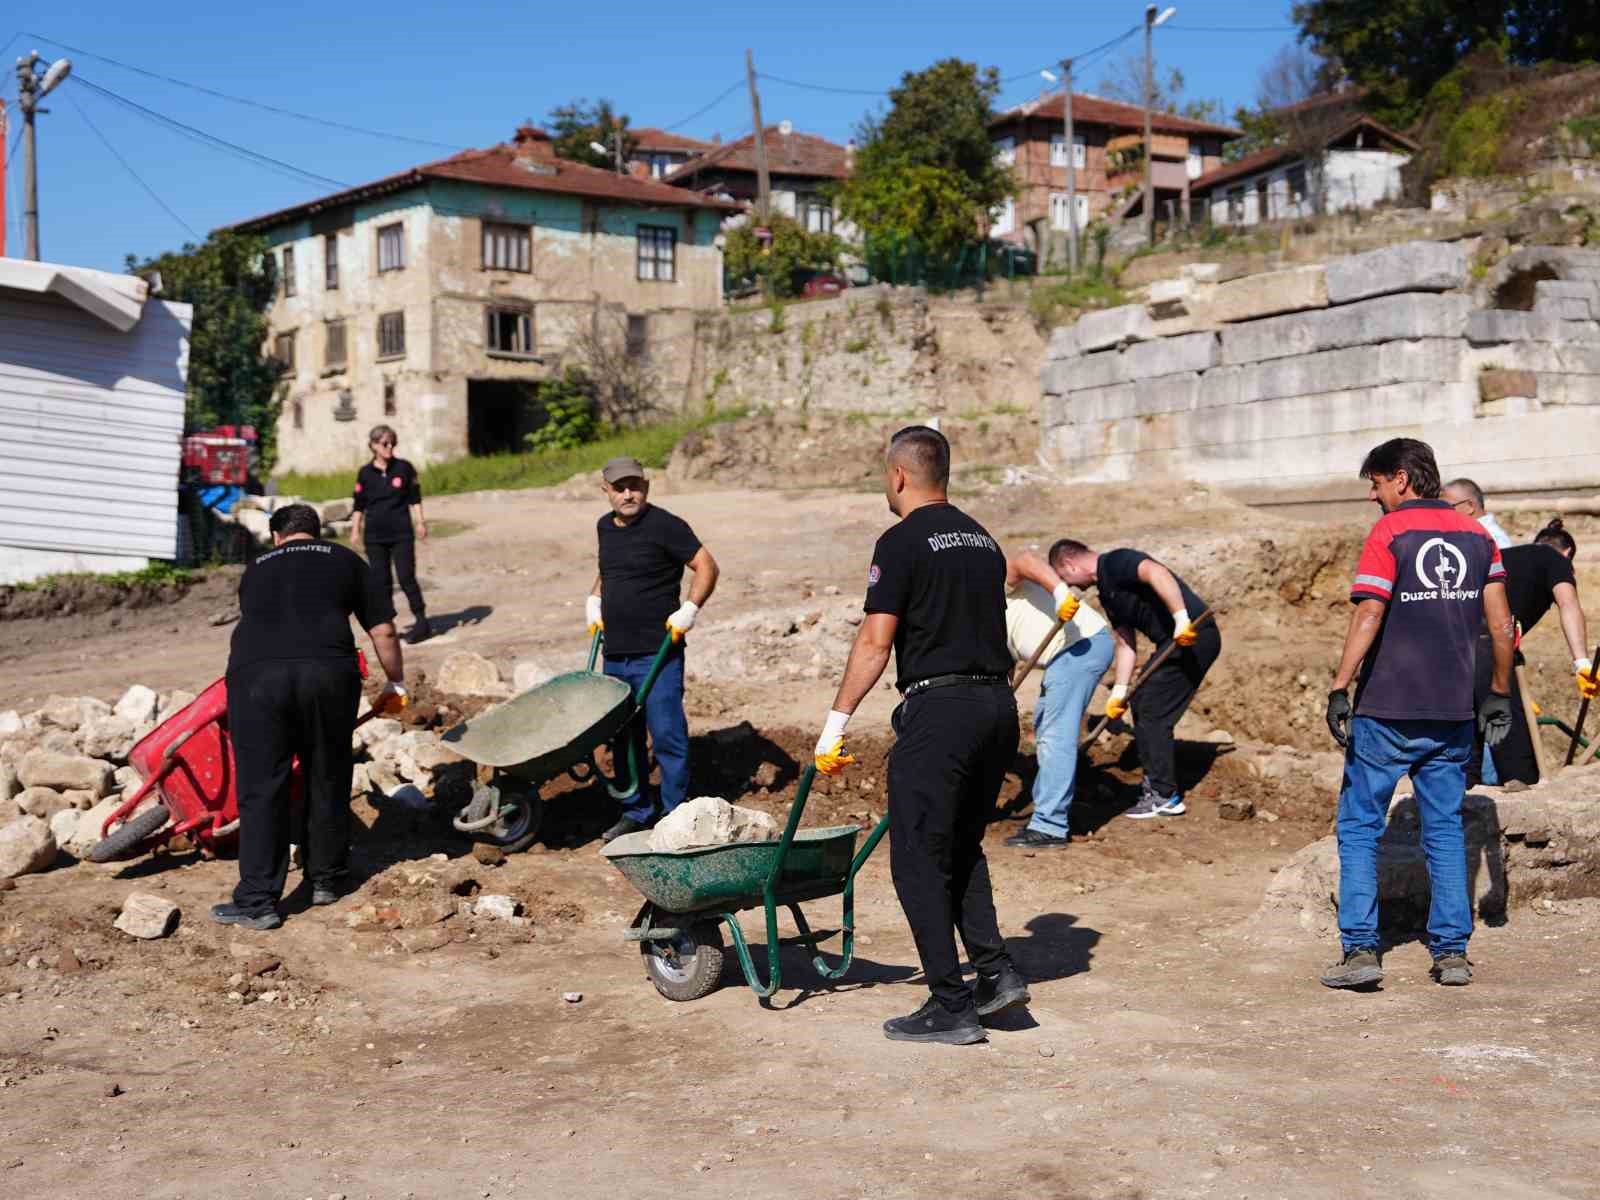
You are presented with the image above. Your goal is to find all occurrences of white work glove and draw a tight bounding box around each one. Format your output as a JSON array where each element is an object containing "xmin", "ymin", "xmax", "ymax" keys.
[
  {"xmin": 585, "ymin": 595, "xmax": 603, "ymax": 636},
  {"xmin": 1051, "ymin": 580, "xmax": 1080, "ymax": 623},
  {"xmin": 1171, "ymin": 607, "xmax": 1197, "ymax": 647},
  {"xmin": 1105, "ymin": 683, "xmax": 1130, "ymax": 722},
  {"xmin": 814, "ymin": 709, "xmax": 855, "ymax": 775},
  {"xmin": 376, "ymin": 681, "xmax": 408, "ymax": 715},
  {"xmin": 666, "ymin": 600, "xmax": 700, "ymax": 642}
]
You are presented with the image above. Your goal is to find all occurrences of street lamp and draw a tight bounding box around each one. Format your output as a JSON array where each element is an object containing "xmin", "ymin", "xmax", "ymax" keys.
[
  {"xmin": 1143, "ymin": 5, "xmax": 1176, "ymax": 245},
  {"xmin": 589, "ymin": 135, "xmax": 624, "ymax": 174},
  {"xmin": 16, "ymin": 52, "xmax": 72, "ymax": 260},
  {"xmin": 1042, "ymin": 65, "xmax": 1079, "ymax": 274}
]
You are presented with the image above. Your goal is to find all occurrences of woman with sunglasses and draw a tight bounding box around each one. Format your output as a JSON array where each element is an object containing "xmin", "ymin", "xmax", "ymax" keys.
[{"xmin": 350, "ymin": 424, "xmax": 431, "ymax": 644}]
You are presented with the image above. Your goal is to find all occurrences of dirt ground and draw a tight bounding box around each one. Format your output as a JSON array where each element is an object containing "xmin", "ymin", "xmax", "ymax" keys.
[{"xmin": 3, "ymin": 476, "xmax": 1600, "ymax": 1199}]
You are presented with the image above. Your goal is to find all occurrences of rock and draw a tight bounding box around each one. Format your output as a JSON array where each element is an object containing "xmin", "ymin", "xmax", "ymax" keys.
[
  {"xmin": 471, "ymin": 843, "xmax": 507, "ymax": 867},
  {"xmin": 67, "ymin": 797, "xmax": 126, "ymax": 857},
  {"xmin": 114, "ymin": 892, "xmax": 180, "ymax": 939},
  {"xmin": 0, "ymin": 711, "xmax": 22, "ymax": 738},
  {"xmin": 1217, "ymin": 798, "xmax": 1255, "ymax": 822},
  {"xmin": 1324, "ymin": 240, "xmax": 1467, "ymax": 304},
  {"xmin": 319, "ymin": 498, "xmax": 354, "ymax": 523},
  {"xmin": 36, "ymin": 695, "xmax": 110, "ymax": 731},
  {"xmin": 0, "ymin": 817, "xmax": 57, "ymax": 879},
  {"xmin": 394, "ymin": 927, "xmax": 452, "ymax": 953},
  {"xmin": 113, "ymin": 685, "xmax": 159, "ymax": 726},
  {"xmin": 349, "ymin": 762, "xmax": 372, "ymax": 799},
  {"xmin": 407, "ymin": 733, "xmax": 462, "ymax": 771},
  {"xmin": 14, "ymin": 787, "xmax": 70, "ymax": 819},
  {"xmin": 474, "ymin": 894, "xmax": 520, "ymax": 921},
  {"xmin": 208, "ymin": 609, "xmax": 240, "ymax": 627},
  {"xmin": 562, "ymin": 991, "xmax": 583, "ymax": 1004},
  {"xmin": 752, "ymin": 761, "xmax": 781, "ymax": 789},
  {"xmin": 156, "ymin": 690, "xmax": 197, "ymax": 724},
  {"xmin": 355, "ymin": 717, "xmax": 402, "ymax": 751},
  {"xmin": 513, "ymin": 661, "xmax": 555, "ymax": 693},
  {"xmin": 1074, "ymin": 304, "xmax": 1156, "ymax": 352},
  {"xmin": 114, "ymin": 765, "xmax": 141, "ymax": 792},
  {"xmin": 1479, "ymin": 368, "xmax": 1538, "ymax": 402},
  {"xmin": 0, "ymin": 763, "xmax": 18, "ymax": 803},
  {"xmin": 1038, "ymin": 1044, "xmax": 1056, "ymax": 1058},
  {"xmin": 49, "ymin": 808, "xmax": 80, "ymax": 848},
  {"xmin": 1211, "ymin": 265, "xmax": 1328, "ymax": 324},
  {"xmin": 77, "ymin": 715, "xmax": 138, "ymax": 761},
  {"xmin": 436, "ymin": 652, "xmax": 504, "ymax": 697},
  {"xmin": 648, "ymin": 796, "xmax": 779, "ymax": 851},
  {"xmin": 18, "ymin": 750, "xmax": 113, "ymax": 796}
]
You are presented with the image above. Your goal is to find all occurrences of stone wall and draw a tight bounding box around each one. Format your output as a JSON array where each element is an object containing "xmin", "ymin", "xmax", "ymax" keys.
[{"xmin": 1041, "ymin": 240, "xmax": 1600, "ymax": 502}]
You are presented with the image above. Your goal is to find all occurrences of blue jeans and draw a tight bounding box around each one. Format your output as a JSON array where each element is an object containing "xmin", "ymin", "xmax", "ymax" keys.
[
  {"xmin": 1028, "ymin": 629, "xmax": 1114, "ymax": 837},
  {"xmin": 603, "ymin": 649, "xmax": 690, "ymax": 824},
  {"xmin": 1336, "ymin": 716, "xmax": 1474, "ymax": 957}
]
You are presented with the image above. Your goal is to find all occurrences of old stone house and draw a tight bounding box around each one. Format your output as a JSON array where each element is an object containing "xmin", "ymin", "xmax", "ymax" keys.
[
  {"xmin": 628, "ymin": 127, "xmax": 716, "ymax": 180},
  {"xmin": 226, "ymin": 126, "xmax": 738, "ymax": 474},
  {"xmin": 988, "ymin": 93, "xmax": 1238, "ymax": 249},
  {"xmin": 665, "ymin": 124, "xmax": 850, "ymax": 235}
]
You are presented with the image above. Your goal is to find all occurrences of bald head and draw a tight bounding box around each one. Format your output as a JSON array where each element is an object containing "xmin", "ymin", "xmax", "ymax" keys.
[{"xmin": 887, "ymin": 425, "xmax": 950, "ymax": 488}]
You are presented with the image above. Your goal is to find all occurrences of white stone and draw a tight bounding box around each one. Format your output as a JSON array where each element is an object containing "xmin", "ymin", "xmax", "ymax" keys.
[
  {"xmin": 0, "ymin": 711, "xmax": 22, "ymax": 738},
  {"xmin": 1073, "ymin": 304, "xmax": 1156, "ymax": 352},
  {"xmin": 1220, "ymin": 293, "xmax": 1473, "ymax": 366},
  {"xmin": 18, "ymin": 749, "xmax": 114, "ymax": 796},
  {"xmin": 68, "ymin": 797, "xmax": 128, "ymax": 857},
  {"xmin": 36, "ymin": 695, "xmax": 109, "ymax": 732},
  {"xmin": 474, "ymin": 894, "xmax": 520, "ymax": 921},
  {"xmin": 350, "ymin": 762, "xmax": 372, "ymax": 798},
  {"xmin": 1040, "ymin": 350, "xmax": 1123, "ymax": 395},
  {"xmin": 235, "ymin": 509, "xmax": 272, "ymax": 542},
  {"xmin": 113, "ymin": 685, "xmax": 160, "ymax": 726},
  {"xmin": 14, "ymin": 787, "xmax": 69, "ymax": 819},
  {"xmin": 1182, "ymin": 262, "xmax": 1222, "ymax": 283},
  {"xmin": 155, "ymin": 690, "xmax": 197, "ymax": 724},
  {"xmin": 0, "ymin": 763, "xmax": 17, "ymax": 803},
  {"xmin": 436, "ymin": 652, "xmax": 503, "ymax": 697},
  {"xmin": 355, "ymin": 717, "xmax": 402, "ymax": 750},
  {"xmin": 1466, "ymin": 310, "xmax": 1600, "ymax": 345},
  {"xmin": 407, "ymin": 733, "xmax": 461, "ymax": 771},
  {"xmin": 0, "ymin": 816, "xmax": 56, "ymax": 879},
  {"xmin": 1211, "ymin": 265, "xmax": 1328, "ymax": 324},
  {"xmin": 49, "ymin": 808, "xmax": 80, "ymax": 848},
  {"xmin": 318, "ymin": 499, "xmax": 354, "ymax": 523},
  {"xmin": 1121, "ymin": 332, "xmax": 1219, "ymax": 381},
  {"xmin": 78, "ymin": 715, "xmax": 138, "ymax": 762},
  {"xmin": 1045, "ymin": 324, "xmax": 1080, "ymax": 362},
  {"xmin": 114, "ymin": 892, "xmax": 180, "ymax": 939},
  {"xmin": 648, "ymin": 796, "xmax": 779, "ymax": 852},
  {"xmin": 513, "ymin": 661, "xmax": 555, "ymax": 693},
  {"xmin": 1324, "ymin": 240, "xmax": 1468, "ymax": 304}
]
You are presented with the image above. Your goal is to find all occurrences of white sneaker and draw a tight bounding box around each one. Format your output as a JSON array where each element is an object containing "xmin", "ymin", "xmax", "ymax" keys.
[
  {"xmin": 1156, "ymin": 795, "xmax": 1186, "ymax": 815},
  {"xmin": 1123, "ymin": 794, "xmax": 1165, "ymax": 819}
]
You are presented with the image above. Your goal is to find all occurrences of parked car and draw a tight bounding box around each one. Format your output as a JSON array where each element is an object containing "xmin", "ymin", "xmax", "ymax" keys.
[
  {"xmin": 987, "ymin": 242, "xmax": 1037, "ymax": 276},
  {"xmin": 797, "ymin": 272, "xmax": 848, "ymax": 298}
]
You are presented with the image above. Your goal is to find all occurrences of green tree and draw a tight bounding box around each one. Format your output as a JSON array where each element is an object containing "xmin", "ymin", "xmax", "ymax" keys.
[
  {"xmin": 547, "ymin": 98, "xmax": 636, "ymax": 168},
  {"xmin": 723, "ymin": 213, "xmax": 842, "ymax": 298},
  {"xmin": 126, "ymin": 232, "xmax": 281, "ymax": 469},
  {"xmin": 837, "ymin": 58, "xmax": 1014, "ymax": 257}
]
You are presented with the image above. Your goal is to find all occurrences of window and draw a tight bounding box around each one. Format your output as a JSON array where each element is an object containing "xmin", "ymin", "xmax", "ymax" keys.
[
  {"xmin": 1186, "ymin": 142, "xmax": 1203, "ymax": 180},
  {"xmin": 273, "ymin": 330, "xmax": 296, "ymax": 373},
  {"xmin": 485, "ymin": 307, "xmax": 535, "ymax": 357},
  {"xmin": 649, "ymin": 153, "xmax": 675, "ymax": 179},
  {"xmin": 281, "ymin": 246, "xmax": 296, "ymax": 297},
  {"xmin": 324, "ymin": 319, "xmax": 347, "ymax": 370},
  {"xmin": 992, "ymin": 136, "xmax": 1016, "ymax": 165},
  {"xmin": 1049, "ymin": 134, "xmax": 1087, "ymax": 169},
  {"xmin": 324, "ymin": 234, "xmax": 339, "ymax": 290},
  {"xmin": 991, "ymin": 197, "xmax": 1016, "ymax": 236},
  {"xmin": 482, "ymin": 222, "xmax": 531, "ymax": 272},
  {"xmin": 292, "ymin": 398, "xmax": 304, "ymax": 430},
  {"xmin": 377, "ymin": 311, "xmax": 406, "ymax": 360},
  {"xmin": 1287, "ymin": 164, "xmax": 1308, "ymax": 205},
  {"xmin": 1226, "ymin": 186, "xmax": 1246, "ymax": 223},
  {"xmin": 383, "ymin": 382, "xmax": 397, "ymax": 417},
  {"xmin": 377, "ymin": 223, "xmax": 405, "ymax": 272},
  {"xmin": 798, "ymin": 195, "xmax": 833, "ymax": 234},
  {"xmin": 1049, "ymin": 193, "xmax": 1090, "ymax": 231},
  {"xmin": 637, "ymin": 225, "xmax": 676, "ymax": 282},
  {"xmin": 1256, "ymin": 177, "xmax": 1271, "ymax": 222},
  {"xmin": 626, "ymin": 314, "xmax": 648, "ymax": 359}
]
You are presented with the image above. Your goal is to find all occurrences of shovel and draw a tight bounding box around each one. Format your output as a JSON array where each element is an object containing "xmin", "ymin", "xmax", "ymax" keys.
[
  {"xmin": 1563, "ymin": 642, "xmax": 1600, "ymax": 766},
  {"xmin": 1079, "ymin": 608, "xmax": 1216, "ymax": 750}
]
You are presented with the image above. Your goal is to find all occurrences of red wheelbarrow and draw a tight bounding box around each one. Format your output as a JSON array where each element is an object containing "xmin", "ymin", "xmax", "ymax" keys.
[{"xmin": 89, "ymin": 675, "xmax": 392, "ymax": 864}]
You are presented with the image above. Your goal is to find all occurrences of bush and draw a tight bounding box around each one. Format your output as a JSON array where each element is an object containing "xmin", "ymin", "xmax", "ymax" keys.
[
  {"xmin": 1026, "ymin": 276, "xmax": 1127, "ymax": 331},
  {"xmin": 525, "ymin": 368, "xmax": 600, "ymax": 452},
  {"xmin": 724, "ymin": 214, "xmax": 842, "ymax": 299}
]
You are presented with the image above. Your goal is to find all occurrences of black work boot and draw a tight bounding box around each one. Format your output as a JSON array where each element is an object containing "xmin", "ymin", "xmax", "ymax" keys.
[
  {"xmin": 1004, "ymin": 828, "xmax": 1069, "ymax": 849},
  {"xmin": 974, "ymin": 964, "xmax": 1031, "ymax": 1017},
  {"xmin": 1431, "ymin": 954, "xmax": 1473, "ymax": 986},
  {"xmin": 406, "ymin": 617, "xmax": 433, "ymax": 645},
  {"xmin": 882, "ymin": 998, "xmax": 986, "ymax": 1045},
  {"xmin": 211, "ymin": 902, "xmax": 283, "ymax": 931},
  {"xmin": 602, "ymin": 816, "xmax": 648, "ymax": 844},
  {"xmin": 1319, "ymin": 946, "xmax": 1384, "ymax": 989}
]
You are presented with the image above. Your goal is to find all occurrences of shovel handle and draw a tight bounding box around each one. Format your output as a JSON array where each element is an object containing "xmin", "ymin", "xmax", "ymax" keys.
[
  {"xmin": 1012, "ymin": 616, "xmax": 1068, "ymax": 692},
  {"xmin": 1079, "ymin": 608, "xmax": 1216, "ymax": 750},
  {"xmin": 1563, "ymin": 642, "xmax": 1600, "ymax": 766}
]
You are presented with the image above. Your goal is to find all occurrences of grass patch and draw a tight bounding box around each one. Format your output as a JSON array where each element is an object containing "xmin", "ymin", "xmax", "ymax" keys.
[
  {"xmin": 12, "ymin": 561, "xmax": 195, "ymax": 592},
  {"xmin": 1026, "ymin": 275, "xmax": 1128, "ymax": 330},
  {"xmin": 843, "ymin": 336, "xmax": 870, "ymax": 353},
  {"xmin": 274, "ymin": 410, "xmax": 748, "ymax": 502}
]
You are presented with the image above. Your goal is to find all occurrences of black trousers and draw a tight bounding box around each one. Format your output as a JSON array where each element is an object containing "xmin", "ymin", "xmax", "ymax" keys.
[
  {"xmin": 1472, "ymin": 635, "xmax": 1537, "ymax": 784},
  {"xmin": 887, "ymin": 683, "xmax": 1020, "ymax": 1012},
  {"xmin": 228, "ymin": 658, "xmax": 361, "ymax": 912},
  {"xmin": 1130, "ymin": 623, "xmax": 1222, "ymax": 799},
  {"xmin": 367, "ymin": 538, "xmax": 426, "ymax": 621}
]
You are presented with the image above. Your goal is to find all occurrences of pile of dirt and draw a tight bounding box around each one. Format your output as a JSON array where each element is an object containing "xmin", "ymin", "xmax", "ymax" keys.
[{"xmin": 0, "ymin": 567, "xmax": 232, "ymax": 623}]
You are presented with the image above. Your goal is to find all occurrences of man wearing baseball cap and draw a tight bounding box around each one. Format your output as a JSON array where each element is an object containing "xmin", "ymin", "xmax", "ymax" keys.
[{"xmin": 588, "ymin": 456, "xmax": 719, "ymax": 843}]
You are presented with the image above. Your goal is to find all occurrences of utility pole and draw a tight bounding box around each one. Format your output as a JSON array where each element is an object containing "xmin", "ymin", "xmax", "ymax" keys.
[
  {"xmin": 1063, "ymin": 59, "xmax": 1078, "ymax": 276},
  {"xmin": 1143, "ymin": 6, "xmax": 1175, "ymax": 247},
  {"xmin": 0, "ymin": 100, "xmax": 8, "ymax": 259},
  {"xmin": 745, "ymin": 49, "xmax": 771, "ymax": 222},
  {"xmin": 16, "ymin": 51, "xmax": 72, "ymax": 262},
  {"xmin": 614, "ymin": 129, "xmax": 623, "ymax": 176}
]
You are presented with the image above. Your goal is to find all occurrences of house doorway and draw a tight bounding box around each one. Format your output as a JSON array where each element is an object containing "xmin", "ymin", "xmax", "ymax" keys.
[{"xmin": 467, "ymin": 379, "xmax": 541, "ymax": 456}]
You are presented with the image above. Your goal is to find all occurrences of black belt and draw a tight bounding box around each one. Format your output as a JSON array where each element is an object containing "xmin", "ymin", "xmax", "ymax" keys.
[{"xmin": 901, "ymin": 673, "xmax": 1008, "ymax": 697}]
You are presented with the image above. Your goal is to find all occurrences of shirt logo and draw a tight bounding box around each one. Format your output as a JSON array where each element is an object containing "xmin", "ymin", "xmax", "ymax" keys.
[
  {"xmin": 1400, "ymin": 538, "xmax": 1478, "ymax": 603},
  {"xmin": 867, "ymin": 564, "xmax": 881, "ymax": 586},
  {"xmin": 354, "ymin": 482, "xmax": 362, "ymax": 493},
  {"xmin": 391, "ymin": 477, "xmax": 404, "ymax": 488}
]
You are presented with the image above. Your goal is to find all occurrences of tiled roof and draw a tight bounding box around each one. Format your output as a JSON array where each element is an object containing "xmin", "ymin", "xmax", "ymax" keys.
[
  {"xmin": 1190, "ymin": 114, "xmax": 1417, "ymax": 193},
  {"xmin": 225, "ymin": 127, "xmax": 740, "ymax": 233},
  {"xmin": 665, "ymin": 126, "xmax": 850, "ymax": 185},
  {"xmin": 631, "ymin": 127, "xmax": 715, "ymax": 154},
  {"xmin": 995, "ymin": 92, "xmax": 1241, "ymax": 138}
]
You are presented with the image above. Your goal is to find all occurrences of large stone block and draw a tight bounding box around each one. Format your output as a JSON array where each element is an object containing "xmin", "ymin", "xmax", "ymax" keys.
[
  {"xmin": 1532, "ymin": 374, "xmax": 1600, "ymax": 406},
  {"xmin": 1479, "ymin": 369, "xmax": 1538, "ymax": 402},
  {"xmin": 1133, "ymin": 372, "xmax": 1202, "ymax": 417},
  {"xmin": 0, "ymin": 816, "xmax": 56, "ymax": 880},
  {"xmin": 1122, "ymin": 332, "xmax": 1219, "ymax": 381},
  {"xmin": 1325, "ymin": 240, "xmax": 1468, "ymax": 304},
  {"xmin": 1211, "ymin": 265, "xmax": 1328, "ymax": 325},
  {"xmin": 647, "ymin": 796, "xmax": 778, "ymax": 851},
  {"xmin": 1073, "ymin": 304, "xmax": 1156, "ymax": 352},
  {"xmin": 18, "ymin": 750, "xmax": 113, "ymax": 796},
  {"xmin": 113, "ymin": 685, "xmax": 159, "ymax": 726},
  {"xmin": 1466, "ymin": 309, "xmax": 1600, "ymax": 345},
  {"xmin": 1204, "ymin": 339, "xmax": 1464, "ymax": 408},
  {"xmin": 1045, "ymin": 324, "xmax": 1080, "ymax": 362},
  {"xmin": 1055, "ymin": 383, "xmax": 1137, "ymax": 425},
  {"xmin": 15, "ymin": 786, "xmax": 70, "ymax": 819},
  {"xmin": 1221, "ymin": 294, "xmax": 1473, "ymax": 366},
  {"xmin": 1040, "ymin": 349, "xmax": 1125, "ymax": 395}
]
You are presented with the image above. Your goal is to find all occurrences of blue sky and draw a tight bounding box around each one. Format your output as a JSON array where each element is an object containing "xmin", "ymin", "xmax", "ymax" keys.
[{"xmin": 2, "ymin": 0, "xmax": 1297, "ymax": 272}]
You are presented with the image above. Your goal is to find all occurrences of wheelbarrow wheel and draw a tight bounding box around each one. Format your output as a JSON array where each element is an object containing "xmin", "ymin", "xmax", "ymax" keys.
[
  {"xmin": 480, "ymin": 791, "xmax": 545, "ymax": 855},
  {"xmin": 641, "ymin": 919, "xmax": 725, "ymax": 1002},
  {"xmin": 88, "ymin": 803, "xmax": 172, "ymax": 864}
]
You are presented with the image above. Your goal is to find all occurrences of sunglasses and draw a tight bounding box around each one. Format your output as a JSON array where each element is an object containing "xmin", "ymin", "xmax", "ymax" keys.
[{"xmin": 373, "ymin": 440, "xmax": 396, "ymax": 448}]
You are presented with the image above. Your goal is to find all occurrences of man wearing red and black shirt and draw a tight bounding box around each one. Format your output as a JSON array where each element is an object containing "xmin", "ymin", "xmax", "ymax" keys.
[{"xmin": 1320, "ymin": 439, "xmax": 1515, "ymax": 991}]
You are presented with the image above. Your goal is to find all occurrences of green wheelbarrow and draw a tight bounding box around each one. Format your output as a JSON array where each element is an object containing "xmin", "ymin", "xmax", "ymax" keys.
[
  {"xmin": 440, "ymin": 631, "xmax": 675, "ymax": 853},
  {"xmin": 602, "ymin": 764, "xmax": 891, "ymax": 1002}
]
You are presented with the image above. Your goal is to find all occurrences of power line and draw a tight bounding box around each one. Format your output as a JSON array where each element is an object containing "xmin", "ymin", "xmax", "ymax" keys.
[
  {"xmin": 660, "ymin": 80, "xmax": 744, "ymax": 132},
  {"xmin": 1166, "ymin": 24, "xmax": 1298, "ymax": 33},
  {"xmin": 65, "ymin": 86, "xmax": 199, "ymax": 240},
  {"xmin": 759, "ymin": 72, "xmax": 886, "ymax": 97},
  {"xmin": 71, "ymin": 75, "xmax": 350, "ymax": 191},
  {"xmin": 22, "ymin": 32, "xmax": 461, "ymax": 151}
]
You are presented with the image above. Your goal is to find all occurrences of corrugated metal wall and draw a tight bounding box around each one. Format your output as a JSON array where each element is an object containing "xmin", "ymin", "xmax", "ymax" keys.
[{"xmin": 0, "ymin": 293, "xmax": 191, "ymax": 559}]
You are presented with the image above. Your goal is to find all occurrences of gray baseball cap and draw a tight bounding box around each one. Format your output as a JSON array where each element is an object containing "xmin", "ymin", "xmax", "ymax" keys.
[{"xmin": 601, "ymin": 456, "xmax": 647, "ymax": 484}]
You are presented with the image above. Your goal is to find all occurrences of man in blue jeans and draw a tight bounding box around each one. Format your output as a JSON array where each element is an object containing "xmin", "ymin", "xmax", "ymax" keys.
[
  {"xmin": 587, "ymin": 457, "xmax": 719, "ymax": 843},
  {"xmin": 1002, "ymin": 550, "xmax": 1114, "ymax": 848},
  {"xmin": 1322, "ymin": 438, "xmax": 1515, "ymax": 990}
]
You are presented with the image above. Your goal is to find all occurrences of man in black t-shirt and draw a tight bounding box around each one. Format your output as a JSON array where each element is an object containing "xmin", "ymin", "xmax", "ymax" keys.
[
  {"xmin": 1471, "ymin": 520, "xmax": 1593, "ymax": 784},
  {"xmin": 588, "ymin": 456, "xmax": 719, "ymax": 843},
  {"xmin": 1050, "ymin": 540, "xmax": 1220, "ymax": 818},
  {"xmin": 816, "ymin": 426, "xmax": 1027, "ymax": 1046},
  {"xmin": 212, "ymin": 504, "xmax": 406, "ymax": 931},
  {"xmin": 352, "ymin": 424, "xmax": 432, "ymax": 644}
]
